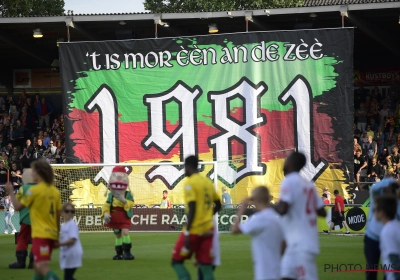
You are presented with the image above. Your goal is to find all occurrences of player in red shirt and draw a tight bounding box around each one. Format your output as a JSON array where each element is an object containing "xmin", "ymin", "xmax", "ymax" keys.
[{"xmin": 323, "ymin": 190, "xmax": 351, "ymax": 234}]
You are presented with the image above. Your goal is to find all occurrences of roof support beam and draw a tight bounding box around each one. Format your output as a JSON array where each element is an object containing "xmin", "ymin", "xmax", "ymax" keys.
[
  {"xmin": 345, "ymin": 11, "xmax": 400, "ymax": 58},
  {"xmin": 65, "ymin": 17, "xmax": 100, "ymax": 41}
]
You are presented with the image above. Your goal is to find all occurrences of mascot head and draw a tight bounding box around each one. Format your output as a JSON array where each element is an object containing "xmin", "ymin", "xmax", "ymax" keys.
[{"xmin": 109, "ymin": 166, "xmax": 129, "ymax": 196}]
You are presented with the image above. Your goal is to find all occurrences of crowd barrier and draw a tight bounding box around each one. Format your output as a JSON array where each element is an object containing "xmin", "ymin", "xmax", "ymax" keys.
[{"xmin": 0, "ymin": 205, "xmax": 369, "ymax": 234}]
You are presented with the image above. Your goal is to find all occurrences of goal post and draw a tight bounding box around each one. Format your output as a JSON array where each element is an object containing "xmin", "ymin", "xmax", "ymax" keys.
[{"xmin": 50, "ymin": 161, "xmax": 229, "ymax": 232}]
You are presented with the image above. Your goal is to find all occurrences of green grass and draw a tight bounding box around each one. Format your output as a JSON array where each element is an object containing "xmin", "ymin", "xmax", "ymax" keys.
[{"xmin": 0, "ymin": 233, "xmax": 378, "ymax": 280}]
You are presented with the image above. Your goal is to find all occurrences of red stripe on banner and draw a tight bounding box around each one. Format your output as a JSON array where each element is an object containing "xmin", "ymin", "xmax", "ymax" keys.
[{"xmin": 68, "ymin": 103, "xmax": 340, "ymax": 164}]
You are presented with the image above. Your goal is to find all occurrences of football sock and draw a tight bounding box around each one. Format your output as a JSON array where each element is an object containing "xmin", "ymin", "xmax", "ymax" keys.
[
  {"xmin": 32, "ymin": 274, "xmax": 44, "ymax": 280},
  {"xmin": 115, "ymin": 237, "xmax": 122, "ymax": 246},
  {"xmin": 172, "ymin": 263, "xmax": 191, "ymax": 280},
  {"xmin": 44, "ymin": 270, "xmax": 60, "ymax": 280},
  {"xmin": 199, "ymin": 265, "xmax": 215, "ymax": 280},
  {"xmin": 122, "ymin": 235, "xmax": 130, "ymax": 243}
]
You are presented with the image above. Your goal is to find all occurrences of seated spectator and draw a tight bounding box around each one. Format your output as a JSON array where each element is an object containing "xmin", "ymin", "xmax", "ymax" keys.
[
  {"xmin": 354, "ymin": 149, "xmax": 367, "ymax": 182},
  {"xmin": 378, "ymin": 147, "xmax": 390, "ymax": 168},
  {"xmin": 368, "ymin": 158, "xmax": 384, "ymax": 180},
  {"xmin": 387, "ymin": 146, "xmax": 400, "ymax": 167},
  {"xmin": 0, "ymin": 134, "xmax": 7, "ymax": 149},
  {"xmin": 354, "ymin": 137, "xmax": 362, "ymax": 155},
  {"xmin": 9, "ymin": 147, "xmax": 20, "ymax": 163},
  {"xmin": 323, "ymin": 187, "xmax": 331, "ymax": 202},
  {"xmin": 322, "ymin": 193, "xmax": 330, "ymax": 205},
  {"xmin": 35, "ymin": 139, "xmax": 45, "ymax": 158}
]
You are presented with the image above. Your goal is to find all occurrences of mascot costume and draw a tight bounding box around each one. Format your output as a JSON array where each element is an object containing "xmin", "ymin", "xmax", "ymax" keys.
[{"xmin": 101, "ymin": 166, "xmax": 135, "ymax": 260}]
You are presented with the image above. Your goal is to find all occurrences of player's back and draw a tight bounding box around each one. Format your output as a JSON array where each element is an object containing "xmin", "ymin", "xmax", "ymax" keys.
[
  {"xmin": 185, "ymin": 173, "xmax": 217, "ymax": 234},
  {"xmin": 22, "ymin": 182, "xmax": 61, "ymax": 240},
  {"xmin": 280, "ymin": 172, "xmax": 322, "ymax": 255}
]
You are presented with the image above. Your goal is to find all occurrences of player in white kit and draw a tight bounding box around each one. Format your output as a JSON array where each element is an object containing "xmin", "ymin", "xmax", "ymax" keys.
[
  {"xmin": 374, "ymin": 195, "xmax": 400, "ymax": 280},
  {"xmin": 272, "ymin": 152, "xmax": 326, "ymax": 280}
]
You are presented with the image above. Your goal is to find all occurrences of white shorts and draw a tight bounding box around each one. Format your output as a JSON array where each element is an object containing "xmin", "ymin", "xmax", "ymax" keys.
[{"xmin": 281, "ymin": 250, "xmax": 318, "ymax": 280}]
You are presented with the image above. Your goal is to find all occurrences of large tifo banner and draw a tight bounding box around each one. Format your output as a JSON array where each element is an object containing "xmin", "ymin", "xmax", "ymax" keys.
[{"xmin": 59, "ymin": 28, "xmax": 354, "ymax": 206}]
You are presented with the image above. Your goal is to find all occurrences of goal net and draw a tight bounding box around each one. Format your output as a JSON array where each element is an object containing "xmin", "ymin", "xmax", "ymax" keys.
[{"xmin": 50, "ymin": 162, "xmax": 237, "ymax": 232}]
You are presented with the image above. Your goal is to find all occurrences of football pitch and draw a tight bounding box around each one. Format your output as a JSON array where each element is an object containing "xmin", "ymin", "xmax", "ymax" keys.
[{"xmin": 0, "ymin": 233, "xmax": 374, "ymax": 280}]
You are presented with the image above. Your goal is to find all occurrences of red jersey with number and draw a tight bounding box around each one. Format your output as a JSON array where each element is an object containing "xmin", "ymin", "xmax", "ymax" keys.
[{"xmin": 334, "ymin": 195, "xmax": 344, "ymax": 212}]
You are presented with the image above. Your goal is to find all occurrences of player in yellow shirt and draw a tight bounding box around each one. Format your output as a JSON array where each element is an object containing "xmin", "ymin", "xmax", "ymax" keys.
[
  {"xmin": 171, "ymin": 155, "xmax": 221, "ymax": 280},
  {"xmin": 6, "ymin": 158, "xmax": 61, "ymax": 280}
]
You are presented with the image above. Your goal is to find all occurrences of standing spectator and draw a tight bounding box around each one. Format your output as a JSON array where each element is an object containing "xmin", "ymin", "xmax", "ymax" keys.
[
  {"xmin": 354, "ymin": 150, "xmax": 367, "ymax": 182},
  {"xmin": 19, "ymin": 148, "xmax": 31, "ymax": 169},
  {"xmin": 387, "ymin": 146, "xmax": 400, "ymax": 168},
  {"xmin": 379, "ymin": 103, "xmax": 390, "ymax": 124},
  {"xmin": 26, "ymin": 139, "xmax": 35, "ymax": 156},
  {"xmin": 17, "ymin": 89, "xmax": 28, "ymax": 109},
  {"xmin": 10, "ymin": 162, "xmax": 22, "ymax": 191},
  {"xmin": 160, "ymin": 190, "xmax": 171, "ymax": 209},
  {"xmin": 0, "ymin": 95, "xmax": 4, "ymax": 107},
  {"xmin": 6, "ymin": 95, "xmax": 15, "ymax": 110},
  {"xmin": 222, "ymin": 186, "xmax": 233, "ymax": 209},
  {"xmin": 322, "ymin": 193, "xmax": 330, "ymax": 205},
  {"xmin": 355, "ymin": 102, "xmax": 368, "ymax": 131},
  {"xmin": 59, "ymin": 202, "xmax": 83, "ymax": 280},
  {"xmin": 10, "ymin": 106, "xmax": 19, "ymax": 125},
  {"xmin": 0, "ymin": 134, "xmax": 7, "ymax": 150},
  {"xmin": 12, "ymin": 120, "xmax": 25, "ymax": 149},
  {"xmin": 5, "ymin": 158, "xmax": 62, "ymax": 280},
  {"xmin": 0, "ymin": 160, "xmax": 8, "ymax": 185},
  {"xmin": 33, "ymin": 94, "xmax": 40, "ymax": 107},
  {"xmin": 0, "ymin": 123, "xmax": 7, "ymax": 139},
  {"xmin": 366, "ymin": 126, "xmax": 375, "ymax": 139},
  {"xmin": 354, "ymin": 123, "xmax": 361, "ymax": 140},
  {"xmin": 375, "ymin": 127, "xmax": 385, "ymax": 154},
  {"xmin": 369, "ymin": 118, "xmax": 379, "ymax": 132},
  {"xmin": 36, "ymin": 97, "xmax": 53, "ymax": 129},
  {"xmin": 1, "ymin": 192, "xmax": 17, "ymax": 234},
  {"xmin": 323, "ymin": 190, "xmax": 351, "ymax": 234},
  {"xmin": 25, "ymin": 98, "xmax": 36, "ymax": 132},
  {"xmin": 368, "ymin": 158, "xmax": 384, "ymax": 181},
  {"xmin": 231, "ymin": 186, "xmax": 284, "ymax": 280},
  {"xmin": 360, "ymin": 132, "xmax": 369, "ymax": 151},
  {"xmin": 323, "ymin": 187, "xmax": 331, "ymax": 202},
  {"xmin": 386, "ymin": 127, "xmax": 397, "ymax": 152},
  {"xmin": 52, "ymin": 118, "xmax": 60, "ymax": 131},
  {"xmin": 43, "ymin": 131, "xmax": 50, "ymax": 148},
  {"xmin": 375, "ymin": 195, "xmax": 400, "ymax": 280},
  {"xmin": 365, "ymin": 136, "xmax": 378, "ymax": 174}
]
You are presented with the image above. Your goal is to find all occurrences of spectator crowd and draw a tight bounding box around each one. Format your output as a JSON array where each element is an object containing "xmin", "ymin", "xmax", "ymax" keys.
[
  {"xmin": 0, "ymin": 89, "xmax": 66, "ymax": 194},
  {"xmin": 354, "ymin": 83, "xmax": 400, "ymax": 189}
]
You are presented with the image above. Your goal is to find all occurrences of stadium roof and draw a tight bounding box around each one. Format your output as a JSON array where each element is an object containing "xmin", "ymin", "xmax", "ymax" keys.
[{"xmin": 0, "ymin": 1, "xmax": 398, "ymax": 71}]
